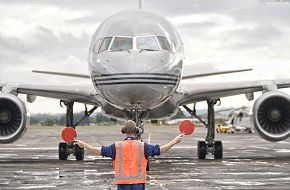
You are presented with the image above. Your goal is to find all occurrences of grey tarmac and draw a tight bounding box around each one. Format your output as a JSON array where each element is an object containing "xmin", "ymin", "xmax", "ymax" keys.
[{"xmin": 0, "ymin": 125, "xmax": 289, "ymax": 190}]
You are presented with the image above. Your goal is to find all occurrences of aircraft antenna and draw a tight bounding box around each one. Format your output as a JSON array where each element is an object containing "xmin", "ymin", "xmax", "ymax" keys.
[{"xmin": 139, "ymin": 0, "xmax": 143, "ymax": 10}]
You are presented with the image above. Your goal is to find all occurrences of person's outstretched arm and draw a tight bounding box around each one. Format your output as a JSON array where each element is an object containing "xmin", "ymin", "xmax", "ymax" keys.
[
  {"xmin": 74, "ymin": 139, "xmax": 101, "ymax": 156},
  {"xmin": 160, "ymin": 134, "xmax": 183, "ymax": 154}
]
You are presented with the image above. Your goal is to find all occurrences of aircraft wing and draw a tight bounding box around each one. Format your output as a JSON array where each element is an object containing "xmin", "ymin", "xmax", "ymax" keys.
[
  {"xmin": 0, "ymin": 83, "xmax": 101, "ymax": 106},
  {"xmin": 178, "ymin": 79, "xmax": 290, "ymax": 106}
]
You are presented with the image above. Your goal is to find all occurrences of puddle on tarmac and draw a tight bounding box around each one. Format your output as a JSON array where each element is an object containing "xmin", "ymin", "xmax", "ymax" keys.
[{"xmin": 275, "ymin": 149, "xmax": 290, "ymax": 153}]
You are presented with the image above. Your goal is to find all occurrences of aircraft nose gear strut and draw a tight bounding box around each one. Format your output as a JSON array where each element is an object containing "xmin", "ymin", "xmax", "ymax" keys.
[
  {"xmin": 123, "ymin": 106, "xmax": 150, "ymax": 170},
  {"xmin": 58, "ymin": 101, "xmax": 98, "ymax": 161},
  {"xmin": 184, "ymin": 99, "xmax": 223, "ymax": 159},
  {"xmin": 123, "ymin": 106, "xmax": 147, "ymax": 140},
  {"xmin": 133, "ymin": 107, "xmax": 145, "ymax": 141}
]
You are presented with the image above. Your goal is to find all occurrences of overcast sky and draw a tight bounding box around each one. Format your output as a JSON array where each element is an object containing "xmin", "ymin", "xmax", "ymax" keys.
[{"xmin": 0, "ymin": 0, "xmax": 290, "ymax": 113}]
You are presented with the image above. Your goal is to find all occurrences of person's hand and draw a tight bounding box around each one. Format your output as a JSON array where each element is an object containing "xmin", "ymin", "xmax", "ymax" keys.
[
  {"xmin": 74, "ymin": 139, "xmax": 86, "ymax": 148},
  {"xmin": 173, "ymin": 134, "xmax": 184, "ymax": 144}
]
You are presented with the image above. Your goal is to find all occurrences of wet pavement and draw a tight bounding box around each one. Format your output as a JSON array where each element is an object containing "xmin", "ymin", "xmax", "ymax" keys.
[{"xmin": 0, "ymin": 125, "xmax": 290, "ymax": 190}]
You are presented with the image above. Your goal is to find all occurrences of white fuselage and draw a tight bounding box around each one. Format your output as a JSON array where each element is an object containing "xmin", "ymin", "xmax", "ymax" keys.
[{"xmin": 88, "ymin": 11, "xmax": 184, "ymax": 110}]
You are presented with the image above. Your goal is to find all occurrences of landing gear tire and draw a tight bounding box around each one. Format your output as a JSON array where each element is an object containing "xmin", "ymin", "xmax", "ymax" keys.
[
  {"xmin": 75, "ymin": 144, "xmax": 84, "ymax": 160},
  {"xmin": 59, "ymin": 142, "xmax": 68, "ymax": 160},
  {"xmin": 213, "ymin": 141, "xmax": 223, "ymax": 159},
  {"xmin": 197, "ymin": 141, "xmax": 207, "ymax": 159}
]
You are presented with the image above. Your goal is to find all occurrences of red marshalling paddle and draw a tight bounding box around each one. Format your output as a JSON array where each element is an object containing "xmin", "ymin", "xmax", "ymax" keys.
[
  {"xmin": 61, "ymin": 127, "xmax": 77, "ymax": 143},
  {"xmin": 179, "ymin": 120, "xmax": 195, "ymax": 135}
]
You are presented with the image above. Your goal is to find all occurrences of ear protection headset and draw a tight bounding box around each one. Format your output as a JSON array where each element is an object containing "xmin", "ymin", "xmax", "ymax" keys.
[{"xmin": 121, "ymin": 126, "xmax": 139, "ymax": 134}]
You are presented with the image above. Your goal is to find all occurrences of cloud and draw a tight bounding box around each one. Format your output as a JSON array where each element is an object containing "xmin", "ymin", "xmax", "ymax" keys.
[
  {"xmin": 0, "ymin": 26, "xmax": 90, "ymax": 62},
  {"xmin": 0, "ymin": 25, "xmax": 91, "ymax": 84},
  {"xmin": 232, "ymin": 2, "xmax": 290, "ymax": 25},
  {"xmin": 220, "ymin": 24, "xmax": 282, "ymax": 50},
  {"xmin": 144, "ymin": 0, "xmax": 200, "ymax": 16},
  {"xmin": 182, "ymin": 62, "xmax": 219, "ymax": 76}
]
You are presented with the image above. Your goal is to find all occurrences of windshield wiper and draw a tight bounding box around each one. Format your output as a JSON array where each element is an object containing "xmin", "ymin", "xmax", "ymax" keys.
[
  {"xmin": 110, "ymin": 49, "xmax": 130, "ymax": 52},
  {"xmin": 139, "ymin": 49, "xmax": 159, "ymax": 53}
]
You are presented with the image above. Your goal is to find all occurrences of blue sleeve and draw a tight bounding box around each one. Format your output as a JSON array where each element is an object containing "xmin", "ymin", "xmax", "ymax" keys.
[
  {"xmin": 101, "ymin": 144, "xmax": 116, "ymax": 160},
  {"xmin": 144, "ymin": 143, "xmax": 160, "ymax": 159}
]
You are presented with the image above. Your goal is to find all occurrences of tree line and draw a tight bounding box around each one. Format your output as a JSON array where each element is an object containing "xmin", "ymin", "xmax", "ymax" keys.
[
  {"xmin": 30, "ymin": 112, "xmax": 113, "ymax": 126},
  {"xmin": 30, "ymin": 108, "xmax": 229, "ymax": 126}
]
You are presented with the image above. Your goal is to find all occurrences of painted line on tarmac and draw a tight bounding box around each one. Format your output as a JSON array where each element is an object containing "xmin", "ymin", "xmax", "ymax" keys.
[
  {"xmin": 159, "ymin": 184, "xmax": 169, "ymax": 190},
  {"xmin": 0, "ymin": 148, "xmax": 57, "ymax": 150},
  {"xmin": 172, "ymin": 146, "xmax": 195, "ymax": 149},
  {"xmin": 148, "ymin": 133, "xmax": 151, "ymax": 144}
]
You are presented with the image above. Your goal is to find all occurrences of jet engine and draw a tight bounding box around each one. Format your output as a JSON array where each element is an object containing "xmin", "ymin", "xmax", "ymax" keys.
[
  {"xmin": 0, "ymin": 94, "xmax": 29, "ymax": 143},
  {"xmin": 252, "ymin": 91, "xmax": 290, "ymax": 142}
]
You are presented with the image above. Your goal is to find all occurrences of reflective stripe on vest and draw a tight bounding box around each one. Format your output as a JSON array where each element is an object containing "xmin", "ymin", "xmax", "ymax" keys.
[{"xmin": 114, "ymin": 141, "xmax": 147, "ymax": 184}]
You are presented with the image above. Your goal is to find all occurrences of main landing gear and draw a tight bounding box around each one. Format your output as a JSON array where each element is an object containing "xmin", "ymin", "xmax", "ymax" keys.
[
  {"xmin": 59, "ymin": 142, "xmax": 84, "ymax": 160},
  {"xmin": 184, "ymin": 99, "xmax": 223, "ymax": 160},
  {"xmin": 58, "ymin": 101, "xmax": 98, "ymax": 161}
]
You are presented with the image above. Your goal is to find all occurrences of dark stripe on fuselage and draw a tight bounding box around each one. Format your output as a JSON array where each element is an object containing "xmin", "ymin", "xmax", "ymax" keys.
[
  {"xmin": 92, "ymin": 73, "xmax": 180, "ymax": 86},
  {"xmin": 94, "ymin": 81, "xmax": 177, "ymax": 85},
  {"xmin": 93, "ymin": 73, "xmax": 179, "ymax": 77},
  {"xmin": 95, "ymin": 77, "xmax": 178, "ymax": 82}
]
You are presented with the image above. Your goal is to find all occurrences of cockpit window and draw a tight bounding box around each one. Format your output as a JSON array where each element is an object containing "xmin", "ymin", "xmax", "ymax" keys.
[
  {"xmin": 156, "ymin": 36, "xmax": 171, "ymax": 52},
  {"xmin": 137, "ymin": 36, "xmax": 160, "ymax": 51},
  {"xmin": 93, "ymin": 39, "xmax": 103, "ymax": 53},
  {"xmin": 99, "ymin": 37, "xmax": 112, "ymax": 53},
  {"xmin": 96, "ymin": 36, "xmax": 175, "ymax": 53},
  {"xmin": 110, "ymin": 37, "xmax": 133, "ymax": 51}
]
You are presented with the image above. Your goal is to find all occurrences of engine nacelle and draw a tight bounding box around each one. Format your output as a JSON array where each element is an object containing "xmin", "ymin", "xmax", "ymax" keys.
[
  {"xmin": 0, "ymin": 94, "xmax": 29, "ymax": 143},
  {"xmin": 253, "ymin": 91, "xmax": 290, "ymax": 142}
]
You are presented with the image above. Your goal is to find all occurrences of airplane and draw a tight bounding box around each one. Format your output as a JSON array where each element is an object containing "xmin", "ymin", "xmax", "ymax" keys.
[
  {"xmin": 1, "ymin": 10, "xmax": 290, "ymax": 161},
  {"xmin": 228, "ymin": 106, "xmax": 253, "ymax": 133}
]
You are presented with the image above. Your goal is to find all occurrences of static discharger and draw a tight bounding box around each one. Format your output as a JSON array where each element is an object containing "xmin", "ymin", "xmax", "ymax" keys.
[
  {"xmin": 179, "ymin": 120, "xmax": 195, "ymax": 135},
  {"xmin": 61, "ymin": 127, "xmax": 77, "ymax": 143}
]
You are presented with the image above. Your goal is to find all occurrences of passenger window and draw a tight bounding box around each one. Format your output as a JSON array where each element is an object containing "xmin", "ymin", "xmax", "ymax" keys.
[
  {"xmin": 137, "ymin": 36, "xmax": 160, "ymax": 51},
  {"xmin": 99, "ymin": 37, "xmax": 112, "ymax": 53},
  {"xmin": 110, "ymin": 37, "xmax": 133, "ymax": 51},
  {"xmin": 93, "ymin": 39, "xmax": 103, "ymax": 53},
  {"xmin": 157, "ymin": 36, "xmax": 171, "ymax": 52}
]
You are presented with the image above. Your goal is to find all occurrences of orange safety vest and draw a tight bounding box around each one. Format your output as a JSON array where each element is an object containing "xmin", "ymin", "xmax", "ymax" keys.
[{"xmin": 113, "ymin": 140, "xmax": 147, "ymax": 184}]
